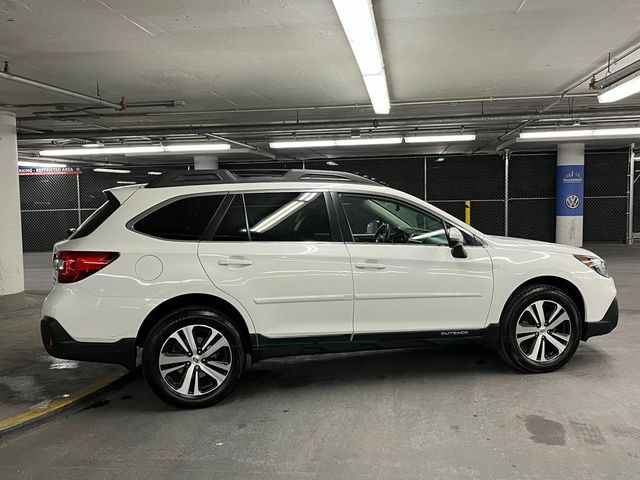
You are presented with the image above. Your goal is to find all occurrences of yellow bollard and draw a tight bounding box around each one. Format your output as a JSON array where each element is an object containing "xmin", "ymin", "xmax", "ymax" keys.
[{"xmin": 464, "ymin": 200, "xmax": 471, "ymax": 225}]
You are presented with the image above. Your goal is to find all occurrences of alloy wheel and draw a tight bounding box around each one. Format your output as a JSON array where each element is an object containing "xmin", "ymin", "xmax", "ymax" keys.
[
  {"xmin": 158, "ymin": 324, "xmax": 232, "ymax": 397},
  {"xmin": 515, "ymin": 300, "xmax": 572, "ymax": 363}
]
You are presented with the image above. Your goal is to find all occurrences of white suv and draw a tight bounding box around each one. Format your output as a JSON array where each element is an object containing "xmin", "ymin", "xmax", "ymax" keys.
[{"xmin": 41, "ymin": 169, "xmax": 618, "ymax": 408}]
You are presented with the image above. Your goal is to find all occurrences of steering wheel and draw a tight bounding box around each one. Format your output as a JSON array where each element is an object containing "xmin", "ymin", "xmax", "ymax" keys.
[{"xmin": 373, "ymin": 223, "xmax": 390, "ymax": 243}]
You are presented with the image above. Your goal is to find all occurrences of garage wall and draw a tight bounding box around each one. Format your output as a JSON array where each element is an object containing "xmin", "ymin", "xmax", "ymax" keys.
[{"xmin": 19, "ymin": 150, "xmax": 631, "ymax": 251}]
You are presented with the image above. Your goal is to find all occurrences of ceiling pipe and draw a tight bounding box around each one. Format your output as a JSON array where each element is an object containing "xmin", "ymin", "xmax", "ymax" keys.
[
  {"xmin": 1, "ymin": 63, "xmax": 121, "ymax": 109},
  {"xmin": 12, "ymin": 93, "xmax": 599, "ymax": 122},
  {"xmin": 203, "ymin": 133, "xmax": 276, "ymax": 160},
  {"xmin": 16, "ymin": 107, "xmax": 640, "ymax": 141},
  {"xmin": 594, "ymin": 59, "xmax": 640, "ymax": 89},
  {"xmin": 1, "ymin": 100, "xmax": 185, "ymax": 110},
  {"xmin": 494, "ymin": 37, "xmax": 640, "ymax": 146}
]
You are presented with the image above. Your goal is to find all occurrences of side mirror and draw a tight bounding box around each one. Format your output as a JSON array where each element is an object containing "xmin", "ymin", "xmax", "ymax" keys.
[{"xmin": 447, "ymin": 227, "xmax": 467, "ymax": 258}]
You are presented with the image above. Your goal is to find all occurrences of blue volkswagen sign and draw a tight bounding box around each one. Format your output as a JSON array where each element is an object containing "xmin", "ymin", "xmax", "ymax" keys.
[{"xmin": 556, "ymin": 165, "xmax": 584, "ymax": 216}]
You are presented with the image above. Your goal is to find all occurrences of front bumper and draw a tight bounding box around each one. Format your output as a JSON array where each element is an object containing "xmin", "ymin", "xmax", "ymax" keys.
[
  {"xmin": 41, "ymin": 317, "xmax": 136, "ymax": 370},
  {"xmin": 582, "ymin": 298, "xmax": 619, "ymax": 340}
]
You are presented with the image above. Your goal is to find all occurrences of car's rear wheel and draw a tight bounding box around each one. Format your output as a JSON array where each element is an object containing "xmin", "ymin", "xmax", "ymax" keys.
[
  {"xmin": 498, "ymin": 285, "xmax": 581, "ymax": 373},
  {"xmin": 143, "ymin": 306, "xmax": 245, "ymax": 408}
]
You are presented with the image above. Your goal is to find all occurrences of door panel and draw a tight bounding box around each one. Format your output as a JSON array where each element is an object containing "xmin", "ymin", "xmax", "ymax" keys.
[
  {"xmin": 336, "ymin": 191, "xmax": 493, "ymax": 333},
  {"xmin": 198, "ymin": 191, "xmax": 353, "ymax": 338},
  {"xmin": 347, "ymin": 243, "xmax": 493, "ymax": 332},
  {"xmin": 199, "ymin": 242, "xmax": 353, "ymax": 337}
]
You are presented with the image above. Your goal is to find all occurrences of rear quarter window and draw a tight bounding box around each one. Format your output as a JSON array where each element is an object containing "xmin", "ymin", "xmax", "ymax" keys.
[
  {"xmin": 70, "ymin": 191, "xmax": 120, "ymax": 239},
  {"xmin": 133, "ymin": 194, "xmax": 224, "ymax": 241}
]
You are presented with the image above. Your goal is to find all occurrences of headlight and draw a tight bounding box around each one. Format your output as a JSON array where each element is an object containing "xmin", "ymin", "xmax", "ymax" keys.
[{"xmin": 574, "ymin": 254, "xmax": 609, "ymax": 277}]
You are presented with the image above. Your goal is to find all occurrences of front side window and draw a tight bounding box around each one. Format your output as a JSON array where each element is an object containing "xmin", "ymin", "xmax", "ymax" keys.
[
  {"xmin": 134, "ymin": 195, "xmax": 223, "ymax": 240},
  {"xmin": 339, "ymin": 193, "xmax": 448, "ymax": 245}
]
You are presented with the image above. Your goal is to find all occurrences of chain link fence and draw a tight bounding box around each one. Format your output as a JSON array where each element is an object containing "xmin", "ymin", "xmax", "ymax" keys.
[
  {"xmin": 19, "ymin": 151, "xmax": 633, "ymax": 251},
  {"xmin": 508, "ymin": 152, "xmax": 556, "ymax": 241},
  {"xmin": 20, "ymin": 167, "xmax": 186, "ymax": 251}
]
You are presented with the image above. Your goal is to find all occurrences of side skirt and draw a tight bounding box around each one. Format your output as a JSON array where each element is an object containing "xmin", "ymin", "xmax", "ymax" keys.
[{"xmin": 252, "ymin": 327, "xmax": 499, "ymax": 361}]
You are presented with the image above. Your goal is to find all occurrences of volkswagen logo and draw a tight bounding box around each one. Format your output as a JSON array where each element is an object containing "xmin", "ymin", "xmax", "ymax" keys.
[{"xmin": 565, "ymin": 194, "xmax": 580, "ymax": 209}]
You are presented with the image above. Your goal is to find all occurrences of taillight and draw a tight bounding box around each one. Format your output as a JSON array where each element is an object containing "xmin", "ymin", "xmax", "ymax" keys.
[{"xmin": 53, "ymin": 251, "xmax": 119, "ymax": 284}]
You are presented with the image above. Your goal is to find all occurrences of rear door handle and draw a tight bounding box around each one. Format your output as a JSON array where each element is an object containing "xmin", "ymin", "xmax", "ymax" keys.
[
  {"xmin": 218, "ymin": 256, "xmax": 253, "ymax": 266},
  {"xmin": 355, "ymin": 261, "xmax": 386, "ymax": 270}
]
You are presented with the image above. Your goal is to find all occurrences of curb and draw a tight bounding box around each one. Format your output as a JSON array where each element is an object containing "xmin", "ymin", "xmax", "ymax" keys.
[{"xmin": 0, "ymin": 369, "xmax": 137, "ymax": 441}]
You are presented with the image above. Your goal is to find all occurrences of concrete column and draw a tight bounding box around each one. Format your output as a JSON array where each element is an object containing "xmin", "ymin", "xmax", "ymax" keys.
[
  {"xmin": 194, "ymin": 155, "xmax": 219, "ymax": 170},
  {"xmin": 0, "ymin": 112, "xmax": 25, "ymax": 295},
  {"xmin": 555, "ymin": 143, "xmax": 584, "ymax": 247}
]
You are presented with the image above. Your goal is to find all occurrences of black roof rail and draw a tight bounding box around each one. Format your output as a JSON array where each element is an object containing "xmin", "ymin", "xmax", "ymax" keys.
[{"xmin": 145, "ymin": 169, "xmax": 380, "ymax": 188}]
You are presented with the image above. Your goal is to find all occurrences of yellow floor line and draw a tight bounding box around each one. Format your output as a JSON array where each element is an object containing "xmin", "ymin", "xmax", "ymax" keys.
[{"xmin": 0, "ymin": 372, "xmax": 126, "ymax": 431}]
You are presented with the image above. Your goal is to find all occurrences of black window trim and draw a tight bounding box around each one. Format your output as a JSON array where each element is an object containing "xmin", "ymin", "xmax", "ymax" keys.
[
  {"xmin": 127, "ymin": 192, "xmax": 228, "ymax": 242},
  {"xmin": 334, "ymin": 191, "xmax": 483, "ymax": 247},
  {"xmin": 70, "ymin": 190, "xmax": 120, "ymax": 240},
  {"xmin": 201, "ymin": 190, "xmax": 342, "ymax": 243}
]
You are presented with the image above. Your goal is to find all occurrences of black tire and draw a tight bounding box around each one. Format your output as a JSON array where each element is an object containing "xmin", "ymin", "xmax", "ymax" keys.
[
  {"xmin": 142, "ymin": 306, "xmax": 245, "ymax": 408},
  {"xmin": 498, "ymin": 285, "xmax": 582, "ymax": 373}
]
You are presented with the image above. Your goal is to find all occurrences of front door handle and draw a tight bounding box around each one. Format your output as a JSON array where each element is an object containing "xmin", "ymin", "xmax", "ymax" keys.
[
  {"xmin": 355, "ymin": 261, "xmax": 386, "ymax": 270},
  {"xmin": 218, "ymin": 256, "xmax": 253, "ymax": 266}
]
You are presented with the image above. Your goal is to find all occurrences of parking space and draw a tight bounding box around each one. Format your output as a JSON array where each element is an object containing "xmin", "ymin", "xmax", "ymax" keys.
[{"xmin": 1, "ymin": 245, "xmax": 638, "ymax": 479}]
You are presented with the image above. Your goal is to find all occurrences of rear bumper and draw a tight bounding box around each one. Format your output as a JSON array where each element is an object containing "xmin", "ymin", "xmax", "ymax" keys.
[
  {"xmin": 41, "ymin": 317, "xmax": 136, "ymax": 370},
  {"xmin": 582, "ymin": 298, "xmax": 619, "ymax": 340}
]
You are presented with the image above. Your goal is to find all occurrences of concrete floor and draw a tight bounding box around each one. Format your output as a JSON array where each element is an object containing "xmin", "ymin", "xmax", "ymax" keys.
[
  {"xmin": 0, "ymin": 245, "xmax": 639, "ymax": 479},
  {"xmin": 0, "ymin": 254, "xmax": 124, "ymax": 421}
]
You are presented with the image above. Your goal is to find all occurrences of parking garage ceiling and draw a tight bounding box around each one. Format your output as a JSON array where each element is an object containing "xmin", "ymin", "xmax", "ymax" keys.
[{"xmin": 3, "ymin": 0, "xmax": 640, "ymax": 162}]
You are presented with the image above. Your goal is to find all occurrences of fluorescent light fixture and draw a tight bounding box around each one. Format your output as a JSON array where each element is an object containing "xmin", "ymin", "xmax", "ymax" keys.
[
  {"xmin": 163, "ymin": 144, "xmax": 230, "ymax": 152},
  {"xmin": 116, "ymin": 181, "xmax": 137, "ymax": 185},
  {"xmin": 598, "ymin": 74, "xmax": 640, "ymax": 103},
  {"xmin": 332, "ymin": 0, "xmax": 390, "ymax": 114},
  {"xmin": 42, "ymin": 146, "xmax": 163, "ymax": 156},
  {"xmin": 519, "ymin": 127, "xmax": 640, "ymax": 140},
  {"xmin": 147, "ymin": 171, "xmax": 163, "ymax": 175},
  {"xmin": 336, "ymin": 137, "xmax": 401, "ymax": 146},
  {"xmin": 93, "ymin": 168, "xmax": 131, "ymax": 174},
  {"xmin": 362, "ymin": 73, "xmax": 390, "ymax": 114},
  {"xmin": 40, "ymin": 143, "xmax": 230, "ymax": 156},
  {"xmin": 81, "ymin": 142, "xmax": 103, "ymax": 148},
  {"xmin": 404, "ymin": 134, "xmax": 476, "ymax": 143},
  {"xmin": 270, "ymin": 140, "xmax": 336, "ymax": 149},
  {"xmin": 269, "ymin": 137, "xmax": 402, "ymax": 149},
  {"xmin": 18, "ymin": 161, "xmax": 67, "ymax": 168}
]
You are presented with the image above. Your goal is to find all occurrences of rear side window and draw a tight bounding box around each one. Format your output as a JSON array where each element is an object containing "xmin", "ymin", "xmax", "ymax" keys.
[
  {"xmin": 211, "ymin": 192, "xmax": 333, "ymax": 242},
  {"xmin": 71, "ymin": 192, "xmax": 120, "ymax": 239},
  {"xmin": 212, "ymin": 195, "xmax": 249, "ymax": 241},
  {"xmin": 245, "ymin": 192, "xmax": 332, "ymax": 241},
  {"xmin": 134, "ymin": 195, "xmax": 223, "ymax": 240}
]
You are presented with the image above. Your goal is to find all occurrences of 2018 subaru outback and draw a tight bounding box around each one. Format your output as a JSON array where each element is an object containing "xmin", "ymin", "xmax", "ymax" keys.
[{"xmin": 41, "ymin": 169, "xmax": 618, "ymax": 408}]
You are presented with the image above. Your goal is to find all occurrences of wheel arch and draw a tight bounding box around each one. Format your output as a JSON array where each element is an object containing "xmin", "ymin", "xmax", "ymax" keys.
[
  {"xmin": 136, "ymin": 293, "xmax": 254, "ymax": 355},
  {"xmin": 501, "ymin": 276, "xmax": 585, "ymax": 324}
]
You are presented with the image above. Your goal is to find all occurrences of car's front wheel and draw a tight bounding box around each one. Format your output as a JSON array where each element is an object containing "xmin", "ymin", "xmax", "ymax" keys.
[
  {"xmin": 142, "ymin": 306, "xmax": 245, "ymax": 408},
  {"xmin": 498, "ymin": 285, "xmax": 582, "ymax": 373}
]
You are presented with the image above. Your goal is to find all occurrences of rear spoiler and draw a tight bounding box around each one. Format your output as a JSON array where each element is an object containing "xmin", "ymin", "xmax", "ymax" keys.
[{"xmin": 104, "ymin": 184, "xmax": 144, "ymax": 204}]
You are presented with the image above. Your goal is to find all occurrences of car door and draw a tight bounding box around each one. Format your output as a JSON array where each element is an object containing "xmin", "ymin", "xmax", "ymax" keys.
[
  {"xmin": 336, "ymin": 192, "xmax": 493, "ymax": 335},
  {"xmin": 198, "ymin": 190, "xmax": 353, "ymax": 339}
]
